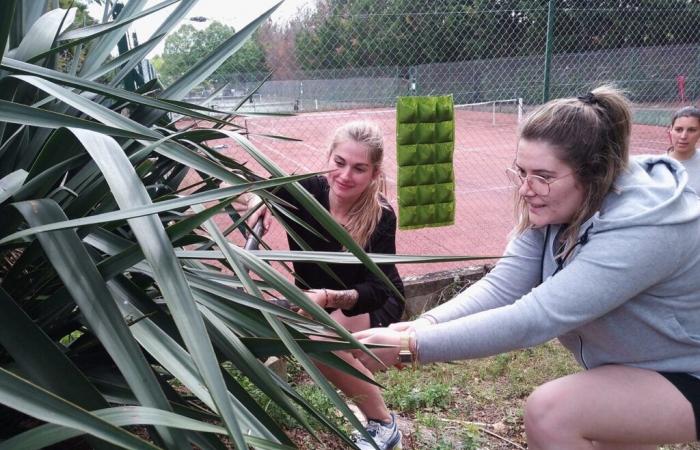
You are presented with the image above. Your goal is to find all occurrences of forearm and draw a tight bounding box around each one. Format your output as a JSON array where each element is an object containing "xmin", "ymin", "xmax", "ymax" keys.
[
  {"xmin": 415, "ymin": 302, "xmax": 544, "ymax": 364},
  {"xmin": 325, "ymin": 289, "xmax": 359, "ymax": 310}
]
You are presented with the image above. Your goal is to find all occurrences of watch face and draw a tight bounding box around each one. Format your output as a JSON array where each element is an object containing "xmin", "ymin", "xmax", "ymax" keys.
[{"xmin": 399, "ymin": 350, "xmax": 413, "ymax": 364}]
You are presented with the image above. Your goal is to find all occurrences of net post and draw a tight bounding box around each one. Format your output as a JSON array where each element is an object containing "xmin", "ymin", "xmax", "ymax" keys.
[
  {"xmin": 518, "ymin": 98, "xmax": 523, "ymax": 123},
  {"xmin": 492, "ymin": 101, "xmax": 496, "ymax": 126}
]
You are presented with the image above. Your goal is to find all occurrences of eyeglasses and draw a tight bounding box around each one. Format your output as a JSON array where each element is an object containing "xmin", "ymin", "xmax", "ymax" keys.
[{"xmin": 505, "ymin": 167, "xmax": 575, "ymax": 196}]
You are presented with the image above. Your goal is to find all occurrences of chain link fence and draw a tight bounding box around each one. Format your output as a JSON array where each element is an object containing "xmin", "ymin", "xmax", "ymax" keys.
[{"xmin": 190, "ymin": 1, "xmax": 700, "ymax": 277}]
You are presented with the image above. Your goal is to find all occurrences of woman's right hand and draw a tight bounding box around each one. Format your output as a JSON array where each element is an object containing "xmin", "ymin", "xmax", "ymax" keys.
[{"xmin": 388, "ymin": 317, "xmax": 434, "ymax": 332}]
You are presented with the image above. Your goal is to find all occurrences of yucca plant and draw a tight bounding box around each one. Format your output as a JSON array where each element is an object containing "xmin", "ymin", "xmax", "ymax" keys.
[{"xmin": 0, "ymin": 1, "xmax": 484, "ymax": 448}]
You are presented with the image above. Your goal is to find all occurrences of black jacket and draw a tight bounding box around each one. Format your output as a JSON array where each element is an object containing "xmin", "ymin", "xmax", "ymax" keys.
[{"xmin": 277, "ymin": 176, "xmax": 405, "ymax": 316}]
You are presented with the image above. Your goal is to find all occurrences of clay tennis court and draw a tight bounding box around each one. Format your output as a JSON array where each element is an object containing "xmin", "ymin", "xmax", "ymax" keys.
[{"xmin": 187, "ymin": 103, "xmax": 668, "ymax": 279}]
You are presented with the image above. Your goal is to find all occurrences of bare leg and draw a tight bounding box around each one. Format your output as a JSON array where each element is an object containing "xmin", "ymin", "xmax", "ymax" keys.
[
  {"xmin": 330, "ymin": 309, "xmax": 371, "ymax": 333},
  {"xmin": 314, "ymin": 310, "xmax": 392, "ymax": 423},
  {"xmin": 524, "ymin": 365, "xmax": 696, "ymax": 450}
]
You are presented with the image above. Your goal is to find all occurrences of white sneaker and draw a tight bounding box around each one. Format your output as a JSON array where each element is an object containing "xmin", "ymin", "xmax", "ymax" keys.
[{"xmin": 352, "ymin": 413, "xmax": 402, "ymax": 450}]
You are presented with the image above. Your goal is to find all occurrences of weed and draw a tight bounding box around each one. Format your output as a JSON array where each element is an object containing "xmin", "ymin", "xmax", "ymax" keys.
[
  {"xmin": 460, "ymin": 423, "xmax": 483, "ymax": 450},
  {"xmin": 223, "ymin": 362, "xmax": 343, "ymax": 431},
  {"xmin": 382, "ymin": 370, "xmax": 451, "ymax": 412}
]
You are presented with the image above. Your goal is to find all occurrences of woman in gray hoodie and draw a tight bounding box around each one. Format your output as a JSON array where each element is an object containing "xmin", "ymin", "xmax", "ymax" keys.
[{"xmin": 355, "ymin": 86, "xmax": 700, "ymax": 449}]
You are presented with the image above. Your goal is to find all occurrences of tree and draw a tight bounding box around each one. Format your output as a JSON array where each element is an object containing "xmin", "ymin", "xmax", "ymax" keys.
[
  {"xmin": 257, "ymin": 19, "xmax": 303, "ymax": 80},
  {"xmin": 157, "ymin": 21, "xmax": 268, "ymax": 88},
  {"xmin": 294, "ymin": 0, "xmax": 700, "ymax": 70}
]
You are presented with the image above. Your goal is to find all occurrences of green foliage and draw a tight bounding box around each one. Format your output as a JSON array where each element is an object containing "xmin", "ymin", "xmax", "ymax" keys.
[
  {"xmin": 225, "ymin": 362, "xmax": 344, "ymax": 431},
  {"xmin": 295, "ymin": 0, "xmax": 700, "ymax": 70},
  {"xmin": 0, "ymin": 1, "xmax": 398, "ymax": 448},
  {"xmin": 157, "ymin": 21, "xmax": 267, "ymax": 88},
  {"xmin": 382, "ymin": 368, "xmax": 451, "ymax": 412}
]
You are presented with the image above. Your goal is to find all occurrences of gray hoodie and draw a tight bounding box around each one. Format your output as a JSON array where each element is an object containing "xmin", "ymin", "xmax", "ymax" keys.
[{"xmin": 418, "ymin": 155, "xmax": 700, "ymax": 378}]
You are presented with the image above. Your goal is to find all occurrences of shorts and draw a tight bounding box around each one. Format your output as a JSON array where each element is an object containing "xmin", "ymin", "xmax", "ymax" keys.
[
  {"xmin": 659, "ymin": 372, "xmax": 700, "ymax": 440},
  {"xmin": 368, "ymin": 296, "xmax": 404, "ymax": 328}
]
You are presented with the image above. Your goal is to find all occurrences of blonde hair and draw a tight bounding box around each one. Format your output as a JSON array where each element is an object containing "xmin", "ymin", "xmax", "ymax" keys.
[
  {"xmin": 513, "ymin": 85, "xmax": 631, "ymax": 255},
  {"xmin": 327, "ymin": 121, "xmax": 387, "ymax": 249}
]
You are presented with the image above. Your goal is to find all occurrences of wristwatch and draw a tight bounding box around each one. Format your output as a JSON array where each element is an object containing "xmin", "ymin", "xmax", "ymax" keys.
[{"xmin": 398, "ymin": 332, "xmax": 416, "ymax": 368}]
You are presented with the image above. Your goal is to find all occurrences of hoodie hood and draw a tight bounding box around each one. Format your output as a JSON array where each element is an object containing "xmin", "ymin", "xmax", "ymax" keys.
[{"xmin": 589, "ymin": 155, "xmax": 700, "ymax": 233}]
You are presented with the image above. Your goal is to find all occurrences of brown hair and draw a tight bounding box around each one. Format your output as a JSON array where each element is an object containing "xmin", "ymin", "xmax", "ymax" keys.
[
  {"xmin": 513, "ymin": 85, "xmax": 632, "ymax": 255},
  {"xmin": 671, "ymin": 106, "xmax": 700, "ymax": 126},
  {"xmin": 327, "ymin": 121, "xmax": 387, "ymax": 249}
]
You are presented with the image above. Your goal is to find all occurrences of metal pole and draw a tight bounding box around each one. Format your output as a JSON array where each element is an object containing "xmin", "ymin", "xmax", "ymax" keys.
[
  {"xmin": 542, "ymin": 0, "xmax": 556, "ymax": 103},
  {"xmin": 518, "ymin": 98, "xmax": 523, "ymax": 123}
]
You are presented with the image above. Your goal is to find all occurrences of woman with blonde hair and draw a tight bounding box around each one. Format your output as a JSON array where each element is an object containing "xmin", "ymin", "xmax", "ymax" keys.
[
  {"xmin": 242, "ymin": 120, "xmax": 404, "ymax": 450},
  {"xmin": 355, "ymin": 87, "xmax": 700, "ymax": 449}
]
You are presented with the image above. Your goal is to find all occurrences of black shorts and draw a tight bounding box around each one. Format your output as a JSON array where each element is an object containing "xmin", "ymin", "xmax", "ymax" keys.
[
  {"xmin": 368, "ymin": 296, "xmax": 404, "ymax": 328},
  {"xmin": 659, "ymin": 372, "xmax": 700, "ymax": 440}
]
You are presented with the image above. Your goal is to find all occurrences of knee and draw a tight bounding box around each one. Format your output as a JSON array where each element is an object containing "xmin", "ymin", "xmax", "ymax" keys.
[{"xmin": 524, "ymin": 381, "xmax": 572, "ymax": 445}]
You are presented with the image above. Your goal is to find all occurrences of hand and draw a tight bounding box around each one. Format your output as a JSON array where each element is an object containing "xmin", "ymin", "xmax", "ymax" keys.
[
  {"xmin": 352, "ymin": 327, "xmax": 404, "ymax": 372},
  {"xmin": 388, "ymin": 317, "xmax": 433, "ymax": 332},
  {"xmin": 297, "ymin": 289, "xmax": 328, "ymax": 319},
  {"xmin": 305, "ymin": 289, "xmax": 328, "ymax": 309}
]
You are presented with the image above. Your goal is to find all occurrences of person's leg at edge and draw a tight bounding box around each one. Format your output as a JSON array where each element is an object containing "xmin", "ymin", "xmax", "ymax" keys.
[
  {"xmin": 524, "ymin": 364, "xmax": 696, "ymax": 450},
  {"xmin": 314, "ymin": 311, "xmax": 392, "ymax": 423}
]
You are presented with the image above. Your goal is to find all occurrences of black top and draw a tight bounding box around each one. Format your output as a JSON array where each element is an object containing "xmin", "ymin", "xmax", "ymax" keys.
[{"xmin": 277, "ymin": 176, "xmax": 405, "ymax": 316}]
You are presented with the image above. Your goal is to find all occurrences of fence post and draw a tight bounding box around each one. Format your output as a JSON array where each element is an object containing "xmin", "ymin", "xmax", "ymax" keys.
[{"xmin": 542, "ymin": 0, "xmax": 557, "ymax": 103}]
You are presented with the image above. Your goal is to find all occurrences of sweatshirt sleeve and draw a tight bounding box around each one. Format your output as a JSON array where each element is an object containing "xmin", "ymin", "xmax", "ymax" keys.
[
  {"xmin": 422, "ymin": 227, "xmax": 545, "ymax": 324},
  {"xmin": 415, "ymin": 223, "xmax": 681, "ymax": 364},
  {"xmin": 342, "ymin": 207, "xmax": 405, "ymax": 316}
]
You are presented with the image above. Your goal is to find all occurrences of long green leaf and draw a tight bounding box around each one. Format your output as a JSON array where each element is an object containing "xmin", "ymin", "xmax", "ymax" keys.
[
  {"xmin": 0, "ymin": 99, "xmax": 156, "ymax": 140},
  {"xmin": 0, "ymin": 287, "xmax": 107, "ymax": 409},
  {"xmin": 199, "ymin": 224, "xmax": 376, "ymax": 445},
  {"xmin": 2, "ymin": 58, "xmax": 231, "ymax": 125},
  {"xmin": 0, "ymin": 173, "xmax": 314, "ymax": 245},
  {"xmin": 195, "ymin": 207, "xmax": 329, "ymax": 443},
  {"xmin": 11, "ymin": 199, "xmax": 188, "ymax": 450},
  {"xmin": 81, "ymin": 32, "xmax": 165, "ymax": 81},
  {"xmin": 89, "ymin": 197, "xmax": 239, "ymax": 282},
  {"xmin": 0, "ymin": 288, "xmax": 116, "ymax": 450},
  {"xmin": 0, "ymin": 368, "xmax": 158, "ymax": 450},
  {"xmin": 160, "ymin": 1, "xmax": 283, "ymax": 101},
  {"xmin": 66, "ymin": 127, "xmax": 250, "ymax": 447},
  {"xmin": 0, "ymin": 169, "xmax": 26, "ymax": 203},
  {"xmin": 266, "ymin": 317, "xmax": 368, "ymax": 448},
  {"xmin": 0, "ymin": 0, "xmax": 16, "ymax": 61},
  {"xmin": 78, "ymin": 0, "xmax": 148, "ymax": 73},
  {"xmin": 2, "ymin": 404, "xmax": 296, "ymax": 450},
  {"xmin": 12, "ymin": 0, "xmax": 44, "ymax": 47},
  {"xmin": 13, "ymin": 7, "xmax": 75, "ymax": 61},
  {"xmin": 60, "ymin": 0, "xmax": 178, "ymax": 41},
  {"xmin": 109, "ymin": 290, "xmax": 280, "ymax": 443},
  {"xmin": 107, "ymin": 0, "xmax": 198, "ymax": 88},
  {"xmin": 200, "ymin": 307, "xmax": 317, "ymax": 431},
  {"xmin": 196, "ymin": 207, "xmax": 319, "ymax": 430},
  {"xmin": 4, "ymin": 74, "xmax": 268, "ymax": 197},
  {"xmin": 177, "ymin": 249, "xmax": 498, "ymax": 264}
]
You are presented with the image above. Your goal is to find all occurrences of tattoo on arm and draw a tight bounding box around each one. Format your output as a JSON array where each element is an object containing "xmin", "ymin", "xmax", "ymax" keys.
[{"xmin": 329, "ymin": 289, "xmax": 358, "ymax": 310}]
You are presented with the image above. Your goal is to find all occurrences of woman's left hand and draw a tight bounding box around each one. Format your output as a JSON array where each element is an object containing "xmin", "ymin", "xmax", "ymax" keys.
[{"xmin": 352, "ymin": 327, "xmax": 403, "ymax": 372}]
